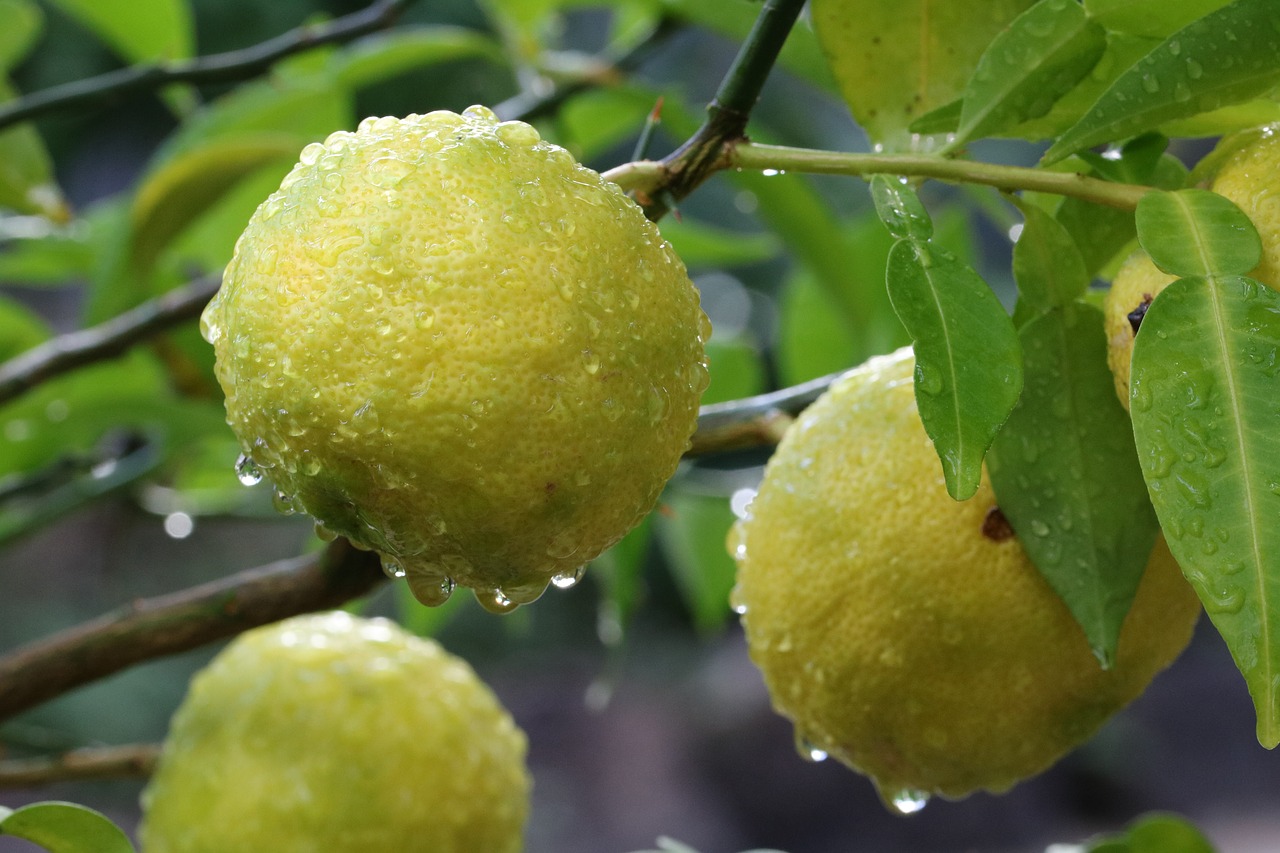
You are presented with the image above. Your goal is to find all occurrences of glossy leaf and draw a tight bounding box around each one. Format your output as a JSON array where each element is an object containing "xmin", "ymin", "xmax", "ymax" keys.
[
  {"xmin": 0, "ymin": 801, "xmax": 136, "ymax": 853},
  {"xmin": 1046, "ymin": 0, "xmax": 1280, "ymax": 163},
  {"xmin": 0, "ymin": 0, "xmax": 42, "ymax": 71},
  {"xmin": 885, "ymin": 239, "xmax": 1023, "ymax": 500},
  {"xmin": 1130, "ymin": 274, "xmax": 1280, "ymax": 747},
  {"xmin": 811, "ymin": 0, "xmax": 1035, "ymax": 149},
  {"xmin": 1085, "ymin": 0, "xmax": 1232, "ymax": 38},
  {"xmin": 953, "ymin": 0, "xmax": 1106, "ymax": 145},
  {"xmin": 988, "ymin": 304, "xmax": 1158, "ymax": 665},
  {"xmin": 870, "ymin": 175, "xmax": 933, "ymax": 240},
  {"xmin": 656, "ymin": 489, "xmax": 738, "ymax": 632},
  {"xmin": 1011, "ymin": 197, "xmax": 1089, "ymax": 317},
  {"xmin": 1136, "ymin": 188, "xmax": 1262, "ymax": 277},
  {"xmin": 47, "ymin": 0, "xmax": 192, "ymax": 62}
]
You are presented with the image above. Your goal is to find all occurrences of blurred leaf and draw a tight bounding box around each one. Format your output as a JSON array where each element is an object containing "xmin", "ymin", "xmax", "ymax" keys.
[
  {"xmin": 1011, "ymin": 197, "xmax": 1089, "ymax": 318},
  {"xmin": 702, "ymin": 335, "xmax": 766, "ymax": 405},
  {"xmin": 0, "ymin": 295, "xmax": 50, "ymax": 359},
  {"xmin": 591, "ymin": 516, "xmax": 654, "ymax": 640},
  {"xmin": 328, "ymin": 26, "xmax": 505, "ymax": 91},
  {"xmin": 661, "ymin": 0, "xmax": 837, "ymax": 93},
  {"xmin": 0, "ymin": 225, "xmax": 94, "ymax": 284},
  {"xmin": 129, "ymin": 134, "xmax": 300, "ymax": 276},
  {"xmin": 555, "ymin": 86, "xmax": 655, "ymax": 163},
  {"xmin": 1135, "ymin": 188, "xmax": 1262, "ymax": 277},
  {"xmin": 988, "ymin": 303, "xmax": 1157, "ymax": 666},
  {"xmin": 1046, "ymin": 0, "xmax": 1280, "ymax": 163},
  {"xmin": 658, "ymin": 218, "xmax": 780, "ymax": 270},
  {"xmin": 1159, "ymin": 96, "xmax": 1280, "ymax": 137},
  {"xmin": 0, "ymin": 0, "xmax": 42, "ymax": 71},
  {"xmin": 1130, "ymin": 274, "xmax": 1280, "ymax": 747},
  {"xmin": 0, "ymin": 79, "xmax": 65, "ymax": 220},
  {"xmin": 953, "ymin": 0, "xmax": 1106, "ymax": 145},
  {"xmin": 811, "ymin": 0, "xmax": 1034, "ymax": 149},
  {"xmin": 46, "ymin": 0, "xmax": 192, "ymax": 62},
  {"xmin": 655, "ymin": 489, "xmax": 737, "ymax": 632},
  {"xmin": 0, "ymin": 801, "xmax": 135, "ymax": 853},
  {"xmin": 777, "ymin": 268, "xmax": 862, "ymax": 385},
  {"xmin": 1084, "ymin": 0, "xmax": 1232, "ymax": 38},
  {"xmin": 1074, "ymin": 811, "xmax": 1217, "ymax": 852}
]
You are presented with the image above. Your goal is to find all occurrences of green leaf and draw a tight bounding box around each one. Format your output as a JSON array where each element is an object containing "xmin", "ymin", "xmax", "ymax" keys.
[
  {"xmin": 885, "ymin": 239, "xmax": 1024, "ymax": 500},
  {"xmin": 0, "ymin": 78, "xmax": 65, "ymax": 220},
  {"xmin": 0, "ymin": 295, "xmax": 50, "ymax": 359},
  {"xmin": 1079, "ymin": 811, "xmax": 1217, "ymax": 852},
  {"xmin": 1046, "ymin": 0, "xmax": 1280, "ymax": 163},
  {"xmin": 1085, "ymin": 0, "xmax": 1232, "ymax": 39},
  {"xmin": 0, "ymin": 0, "xmax": 43, "ymax": 71},
  {"xmin": 1011, "ymin": 197, "xmax": 1090, "ymax": 317},
  {"xmin": 0, "ymin": 801, "xmax": 136, "ymax": 852},
  {"xmin": 953, "ymin": 0, "xmax": 1107, "ymax": 145},
  {"xmin": 655, "ymin": 489, "xmax": 738, "ymax": 632},
  {"xmin": 811, "ymin": 0, "xmax": 1035, "ymax": 149},
  {"xmin": 128, "ymin": 134, "xmax": 301, "ymax": 276},
  {"xmin": 328, "ymin": 27, "xmax": 505, "ymax": 91},
  {"xmin": 591, "ymin": 515, "xmax": 653, "ymax": 640},
  {"xmin": 1135, "ymin": 188, "xmax": 1262, "ymax": 277},
  {"xmin": 870, "ymin": 175, "xmax": 933, "ymax": 240},
  {"xmin": 1129, "ymin": 274, "xmax": 1280, "ymax": 747},
  {"xmin": 988, "ymin": 304, "xmax": 1158, "ymax": 665},
  {"xmin": 702, "ymin": 335, "xmax": 766, "ymax": 406},
  {"xmin": 777, "ymin": 268, "xmax": 864, "ymax": 386},
  {"xmin": 46, "ymin": 0, "xmax": 192, "ymax": 62},
  {"xmin": 657, "ymin": 219, "xmax": 781, "ymax": 270}
]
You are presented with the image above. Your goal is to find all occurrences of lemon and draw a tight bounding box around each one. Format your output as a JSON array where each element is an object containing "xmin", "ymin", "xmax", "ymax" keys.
[
  {"xmin": 201, "ymin": 106, "xmax": 710, "ymax": 612},
  {"xmin": 139, "ymin": 612, "xmax": 530, "ymax": 853},
  {"xmin": 1106, "ymin": 127, "xmax": 1280, "ymax": 406},
  {"xmin": 729, "ymin": 347, "xmax": 1200, "ymax": 805}
]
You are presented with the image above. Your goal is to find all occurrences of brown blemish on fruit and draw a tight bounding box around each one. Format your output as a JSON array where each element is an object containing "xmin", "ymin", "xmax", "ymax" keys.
[{"xmin": 982, "ymin": 506, "xmax": 1015, "ymax": 542}]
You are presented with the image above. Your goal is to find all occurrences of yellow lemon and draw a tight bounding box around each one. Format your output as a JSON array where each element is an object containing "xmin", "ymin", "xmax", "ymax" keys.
[
  {"xmin": 139, "ymin": 612, "xmax": 530, "ymax": 853},
  {"xmin": 1106, "ymin": 126, "xmax": 1280, "ymax": 406},
  {"xmin": 202, "ymin": 106, "xmax": 710, "ymax": 612},
  {"xmin": 730, "ymin": 347, "xmax": 1200, "ymax": 806}
]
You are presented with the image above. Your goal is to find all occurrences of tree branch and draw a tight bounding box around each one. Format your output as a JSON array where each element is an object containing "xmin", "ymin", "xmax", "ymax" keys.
[
  {"xmin": 687, "ymin": 368, "xmax": 846, "ymax": 457},
  {"xmin": 637, "ymin": 0, "xmax": 808, "ymax": 220},
  {"xmin": 0, "ymin": 274, "xmax": 221, "ymax": 408},
  {"xmin": 0, "ymin": 0, "xmax": 413, "ymax": 133},
  {"xmin": 0, "ymin": 743, "xmax": 160, "ymax": 788},
  {"xmin": 0, "ymin": 540, "xmax": 384, "ymax": 725}
]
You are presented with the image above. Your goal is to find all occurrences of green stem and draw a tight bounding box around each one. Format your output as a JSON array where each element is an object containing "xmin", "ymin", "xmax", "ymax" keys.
[{"xmin": 607, "ymin": 143, "xmax": 1153, "ymax": 211}]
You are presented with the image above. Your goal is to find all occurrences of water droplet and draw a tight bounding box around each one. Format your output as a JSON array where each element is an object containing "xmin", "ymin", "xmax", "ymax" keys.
[
  {"xmin": 552, "ymin": 566, "xmax": 586, "ymax": 589},
  {"xmin": 235, "ymin": 454, "xmax": 263, "ymax": 486},
  {"xmin": 496, "ymin": 121, "xmax": 540, "ymax": 146},
  {"xmin": 915, "ymin": 362, "xmax": 944, "ymax": 396},
  {"xmin": 381, "ymin": 556, "xmax": 407, "ymax": 579},
  {"xmin": 884, "ymin": 787, "xmax": 930, "ymax": 815},
  {"xmin": 793, "ymin": 731, "xmax": 828, "ymax": 763},
  {"xmin": 1029, "ymin": 519, "xmax": 1050, "ymax": 537},
  {"xmin": 582, "ymin": 351, "xmax": 601, "ymax": 375},
  {"xmin": 1140, "ymin": 74, "xmax": 1160, "ymax": 94},
  {"xmin": 1186, "ymin": 59, "xmax": 1204, "ymax": 79},
  {"xmin": 408, "ymin": 572, "xmax": 455, "ymax": 607},
  {"xmin": 314, "ymin": 521, "xmax": 337, "ymax": 542},
  {"xmin": 477, "ymin": 587, "xmax": 519, "ymax": 614},
  {"xmin": 272, "ymin": 489, "xmax": 299, "ymax": 515}
]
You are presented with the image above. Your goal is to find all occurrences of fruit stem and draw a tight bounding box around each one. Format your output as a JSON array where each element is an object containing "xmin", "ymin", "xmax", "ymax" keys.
[{"xmin": 636, "ymin": 0, "xmax": 807, "ymax": 220}]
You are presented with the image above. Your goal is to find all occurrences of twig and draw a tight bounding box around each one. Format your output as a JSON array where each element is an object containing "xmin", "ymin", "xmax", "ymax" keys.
[
  {"xmin": 0, "ymin": 273, "xmax": 221, "ymax": 408},
  {"xmin": 0, "ymin": 0, "xmax": 413, "ymax": 133},
  {"xmin": 606, "ymin": 143, "xmax": 1152, "ymax": 211},
  {"xmin": 687, "ymin": 368, "xmax": 847, "ymax": 456},
  {"xmin": 0, "ymin": 743, "xmax": 160, "ymax": 788},
  {"xmin": 0, "ymin": 540, "xmax": 384, "ymax": 725},
  {"xmin": 638, "ymin": 0, "xmax": 808, "ymax": 220}
]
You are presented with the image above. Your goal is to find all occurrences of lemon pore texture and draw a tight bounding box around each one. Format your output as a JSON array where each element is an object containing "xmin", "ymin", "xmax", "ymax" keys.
[
  {"xmin": 1105, "ymin": 126, "xmax": 1280, "ymax": 407},
  {"xmin": 139, "ymin": 612, "xmax": 530, "ymax": 853},
  {"xmin": 730, "ymin": 347, "xmax": 1200, "ymax": 804},
  {"xmin": 202, "ymin": 106, "xmax": 710, "ymax": 612}
]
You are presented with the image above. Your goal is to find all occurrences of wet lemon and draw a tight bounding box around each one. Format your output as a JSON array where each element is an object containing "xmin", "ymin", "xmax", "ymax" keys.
[
  {"xmin": 202, "ymin": 106, "xmax": 710, "ymax": 612},
  {"xmin": 1106, "ymin": 126, "xmax": 1280, "ymax": 406},
  {"xmin": 730, "ymin": 347, "xmax": 1200, "ymax": 805},
  {"xmin": 139, "ymin": 612, "xmax": 530, "ymax": 853}
]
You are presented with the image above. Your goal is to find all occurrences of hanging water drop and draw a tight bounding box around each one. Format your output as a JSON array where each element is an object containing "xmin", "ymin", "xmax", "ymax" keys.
[
  {"xmin": 381, "ymin": 556, "xmax": 407, "ymax": 579},
  {"xmin": 272, "ymin": 489, "xmax": 299, "ymax": 515},
  {"xmin": 408, "ymin": 572, "xmax": 455, "ymax": 607},
  {"xmin": 551, "ymin": 566, "xmax": 587, "ymax": 589},
  {"xmin": 793, "ymin": 730, "xmax": 828, "ymax": 763},
  {"xmin": 887, "ymin": 788, "xmax": 930, "ymax": 815},
  {"xmin": 235, "ymin": 453, "xmax": 264, "ymax": 486}
]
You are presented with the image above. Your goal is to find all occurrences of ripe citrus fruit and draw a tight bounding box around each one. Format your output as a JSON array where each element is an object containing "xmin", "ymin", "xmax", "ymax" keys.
[
  {"xmin": 201, "ymin": 106, "xmax": 710, "ymax": 612},
  {"xmin": 1106, "ymin": 126, "xmax": 1280, "ymax": 406},
  {"xmin": 139, "ymin": 612, "xmax": 530, "ymax": 853},
  {"xmin": 729, "ymin": 347, "xmax": 1200, "ymax": 805}
]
